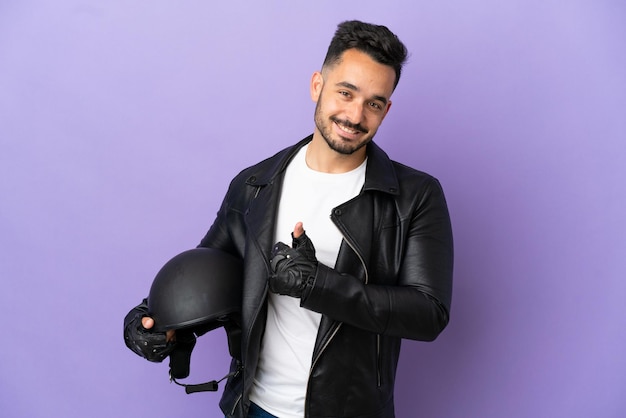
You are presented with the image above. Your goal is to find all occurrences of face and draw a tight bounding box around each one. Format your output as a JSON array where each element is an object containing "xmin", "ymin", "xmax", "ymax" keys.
[{"xmin": 311, "ymin": 49, "xmax": 396, "ymax": 156}]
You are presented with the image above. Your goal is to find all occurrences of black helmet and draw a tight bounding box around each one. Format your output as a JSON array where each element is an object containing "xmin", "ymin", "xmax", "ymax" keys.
[
  {"xmin": 147, "ymin": 247, "xmax": 243, "ymax": 393},
  {"xmin": 148, "ymin": 247, "xmax": 242, "ymax": 333}
]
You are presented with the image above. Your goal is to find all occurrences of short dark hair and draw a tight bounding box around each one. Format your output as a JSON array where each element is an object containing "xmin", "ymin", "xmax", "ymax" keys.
[{"xmin": 322, "ymin": 20, "xmax": 408, "ymax": 89}]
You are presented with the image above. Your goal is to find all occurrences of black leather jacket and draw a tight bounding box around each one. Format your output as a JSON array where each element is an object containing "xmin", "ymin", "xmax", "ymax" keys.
[{"xmin": 199, "ymin": 135, "xmax": 454, "ymax": 418}]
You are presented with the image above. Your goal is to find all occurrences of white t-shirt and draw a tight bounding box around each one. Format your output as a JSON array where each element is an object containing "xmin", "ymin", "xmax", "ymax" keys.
[{"xmin": 249, "ymin": 144, "xmax": 366, "ymax": 418}]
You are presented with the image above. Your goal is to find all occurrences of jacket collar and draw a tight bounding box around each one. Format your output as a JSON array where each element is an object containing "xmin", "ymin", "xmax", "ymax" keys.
[
  {"xmin": 246, "ymin": 134, "xmax": 400, "ymax": 196},
  {"xmin": 363, "ymin": 140, "xmax": 400, "ymax": 196}
]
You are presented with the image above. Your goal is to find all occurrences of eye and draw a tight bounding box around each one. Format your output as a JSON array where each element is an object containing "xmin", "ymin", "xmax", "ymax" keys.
[
  {"xmin": 339, "ymin": 90, "xmax": 351, "ymax": 98},
  {"xmin": 368, "ymin": 101, "xmax": 383, "ymax": 111}
]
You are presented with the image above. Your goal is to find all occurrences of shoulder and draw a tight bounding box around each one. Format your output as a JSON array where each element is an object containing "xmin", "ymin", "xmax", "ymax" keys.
[
  {"xmin": 231, "ymin": 136, "xmax": 312, "ymax": 187},
  {"xmin": 366, "ymin": 142, "xmax": 442, "ymax": 194},
  {"xmin": 391, "ymin": 160, "xmax": 441, "ymax": 191}
]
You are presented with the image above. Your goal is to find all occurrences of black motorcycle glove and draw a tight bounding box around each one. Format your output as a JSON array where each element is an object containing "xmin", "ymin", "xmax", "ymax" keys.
[
  {"xmin": 269, "ymin": 231, "xmax": 318, "ymax": 300},
  {"xmin": 123, "ymin": 299, "xmax": 176, "ymax": 362}
]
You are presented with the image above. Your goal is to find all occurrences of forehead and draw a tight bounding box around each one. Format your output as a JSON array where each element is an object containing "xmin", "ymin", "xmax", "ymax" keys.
[{"xmin": 324, "ymin": 49, "xmax": 396, "ymax": 99}]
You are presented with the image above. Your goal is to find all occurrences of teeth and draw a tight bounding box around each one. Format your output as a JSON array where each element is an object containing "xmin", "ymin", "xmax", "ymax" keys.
[{"xmin": 337, "ymin": 123, "xmax": 358, "ymax": 134}]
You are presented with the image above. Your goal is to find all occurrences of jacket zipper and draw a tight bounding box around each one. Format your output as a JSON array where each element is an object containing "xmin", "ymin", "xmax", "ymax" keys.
[
  {"xmin": 230, "ymin": 393, "xmax": 242, "ymax": 417},
  {"xmin": 377, "ymin": 334, "xmax": 382, "ymax": 387},
  {"xmin": 307, "ymin": 224, "xmax": 369, "ymax": 370},
  {"xmin": 304, "ymin": 223, "xmax": 369, "ymax": 416},
  {"xmin": 340, "ymin": 228, "xmax": 369, "ymax": 284},
  {"xmin": 334, "ymin": 219, "xmax": 382, "ymax": 388},
  {"xmin": 237, "ymin": 183, "xmax": 271, "ymax": 418},
  {"xmin": 335, "ymin": 212, "xmax": 382, "ymax": 388}
]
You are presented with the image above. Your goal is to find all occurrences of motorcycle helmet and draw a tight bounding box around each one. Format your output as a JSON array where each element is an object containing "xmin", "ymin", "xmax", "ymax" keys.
[{"xmin": 147, "ymin": 247, "xmax": 243, "ymax": 393}]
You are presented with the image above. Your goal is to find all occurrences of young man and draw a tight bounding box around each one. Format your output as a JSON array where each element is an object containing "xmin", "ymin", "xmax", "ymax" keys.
[{"xmin": 125, "ymin": 20, "xmax": 453, "ymax": 418}]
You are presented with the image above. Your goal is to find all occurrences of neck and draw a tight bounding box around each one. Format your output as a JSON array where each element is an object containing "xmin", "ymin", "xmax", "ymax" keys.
[{"xmin": 306, "ymin": 132, "xmax": 367, "ymax": 173}]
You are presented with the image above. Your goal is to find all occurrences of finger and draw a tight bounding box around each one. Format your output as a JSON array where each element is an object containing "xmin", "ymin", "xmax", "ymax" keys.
[
  {"xmin": 271, "ymin": 241, "xmax": 290, "ymax": 258},
  {"xmin": 270, "ymin": 242, "xmax": 292, "ymax": 271},
  {"xmin": 166, "ymin": 329, "xmax": 176, "ymax": 342},
  {"xmin": 293, "ymin": 222, "xmax": 305, "ymax": 239},
  {"xmin": 141, "ymin": 316, "xmax": 154, "ymax": 329}
]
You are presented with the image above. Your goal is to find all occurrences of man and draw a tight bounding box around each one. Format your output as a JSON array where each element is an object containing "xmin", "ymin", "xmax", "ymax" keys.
[{"xmin": 125, "ymin": 20, "xmax": 453, "ymax": 418}]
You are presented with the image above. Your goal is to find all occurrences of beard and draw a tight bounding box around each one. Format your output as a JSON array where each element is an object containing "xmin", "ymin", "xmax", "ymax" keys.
[{"xmin": 313, "ymin": 98, "xmax": 375, "ymax": 156}]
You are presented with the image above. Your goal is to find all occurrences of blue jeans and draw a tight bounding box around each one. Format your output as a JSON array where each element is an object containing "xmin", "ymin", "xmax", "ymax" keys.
[
  {"xmin": 224, "ymin": 402, "xmax": 278, "ymax": 418},
  {"xmin": 247, "ymin": 402, "xmax": 278, "ymax": 418}
]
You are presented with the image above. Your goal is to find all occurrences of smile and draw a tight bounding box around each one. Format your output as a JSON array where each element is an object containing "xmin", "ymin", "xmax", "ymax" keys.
[
  {"xmin": 337, "ymin": 123, "xmax": 358, "ymax": 134},
  {"xmin": 335, "ymin": 121, "xmax": 364, "ymax": 136}
]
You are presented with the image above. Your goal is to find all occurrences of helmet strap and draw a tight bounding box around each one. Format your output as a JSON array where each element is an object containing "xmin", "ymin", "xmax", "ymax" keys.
[{"xmin": 170, "ymin": 365, "xmax": 241, "ymax": 394}]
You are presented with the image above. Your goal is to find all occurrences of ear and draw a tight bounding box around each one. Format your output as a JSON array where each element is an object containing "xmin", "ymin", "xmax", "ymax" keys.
[
  {"xmin": 381, "ymin": 101, "xmax": 393, "ymax": 121},
  {"xmin": 310, "ymin": 71, "xmax": 324, "ymax": 102}
]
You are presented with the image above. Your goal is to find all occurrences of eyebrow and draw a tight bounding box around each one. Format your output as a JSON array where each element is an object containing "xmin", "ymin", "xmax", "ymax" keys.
[{"xmin": 336, "ymin": 81, "xmax": 388, "ymax": 105}]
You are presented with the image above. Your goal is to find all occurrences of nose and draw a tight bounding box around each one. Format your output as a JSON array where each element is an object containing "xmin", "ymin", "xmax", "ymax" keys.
[{"xmin": 344, "ymin": 100, "xmax": 364, "ymax": 124}]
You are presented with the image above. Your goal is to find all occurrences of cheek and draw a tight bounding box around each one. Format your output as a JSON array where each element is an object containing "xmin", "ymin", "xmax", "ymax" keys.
[
  {"xmin": 363, "ymin": 113, "xmax": 385, "ymax": 131},
  {"xmin": 326, "ymin": 97, "xmax": 349, "ymax": 114},
  {"xmin": 317, "ymin": 98, "xmax": 337, "ymax": 116}
]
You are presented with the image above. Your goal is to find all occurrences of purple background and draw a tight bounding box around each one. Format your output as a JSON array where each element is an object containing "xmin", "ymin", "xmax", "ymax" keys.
[{"xmin": 1, "ymin": 1, "xmax": 625, "ymax": 417}]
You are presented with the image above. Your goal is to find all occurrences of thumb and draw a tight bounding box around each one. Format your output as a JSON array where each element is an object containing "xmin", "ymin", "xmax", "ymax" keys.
[
  {"xmin": 141, "ymin": 316, "xmax": 154, "ymax": 330},
  {"xmin": 292, "ymin": 226, "xmax": 316, "ymax": 260},
  {"xmin": 292, "ymin": 222, "xmax": 305, "ymax": 240}
]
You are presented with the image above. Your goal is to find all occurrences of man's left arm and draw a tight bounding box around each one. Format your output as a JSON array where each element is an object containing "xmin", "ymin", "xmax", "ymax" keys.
[{"xmin": 270, "ymin": 179, "xmax": 453, "ymax": 342}]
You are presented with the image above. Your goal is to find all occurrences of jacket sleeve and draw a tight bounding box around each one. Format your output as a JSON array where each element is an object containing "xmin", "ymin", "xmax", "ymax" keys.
[
  {"xmin": 301, "ymin": 178, "xmax": 453, "ymax": 342},
  {"xmin": 197, "ymin": 175, "xmax": 247, "ymax": 255}
]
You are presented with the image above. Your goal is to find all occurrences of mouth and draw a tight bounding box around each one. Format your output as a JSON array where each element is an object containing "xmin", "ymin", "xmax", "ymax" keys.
[
  {"xmin": 332, "ymin": 118, "xmax": 367, "ymax": 139},
  {"xmin": 336, "ymin": 122, "xmax": 360, "ymax": 135}
]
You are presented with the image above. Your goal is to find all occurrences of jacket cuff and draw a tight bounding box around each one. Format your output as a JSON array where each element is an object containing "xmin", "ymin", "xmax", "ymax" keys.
[{"xmin": 300, "ymin": 263, "xmax": 331, "ymax": 309}]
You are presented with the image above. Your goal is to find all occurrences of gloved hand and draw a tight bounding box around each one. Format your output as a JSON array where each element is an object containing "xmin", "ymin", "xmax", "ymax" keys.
[
  {"xmin": 123, "ymin": 299, "xmax": 176, "ymax": 362},
  {"xmin": 269, "ymin": 230, "xmax": 318, "ymax": 299}
]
